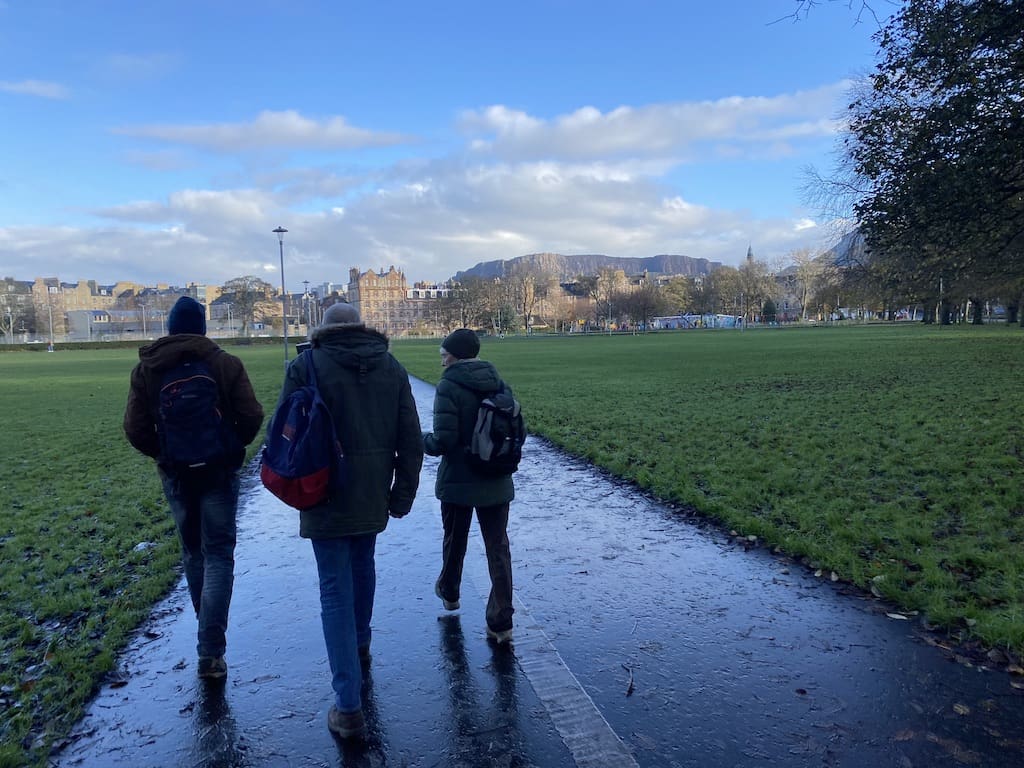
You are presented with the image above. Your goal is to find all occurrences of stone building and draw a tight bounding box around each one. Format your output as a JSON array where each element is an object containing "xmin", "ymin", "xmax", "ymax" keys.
[{"xmin": 346, "ymin": 266, "xmax": 451, "ymax": 337}]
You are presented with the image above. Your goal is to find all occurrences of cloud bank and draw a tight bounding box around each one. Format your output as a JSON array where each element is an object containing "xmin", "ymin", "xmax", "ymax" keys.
[{"xmin": 1, "ymin": 87, "xmax": 850, "ymax": 288}]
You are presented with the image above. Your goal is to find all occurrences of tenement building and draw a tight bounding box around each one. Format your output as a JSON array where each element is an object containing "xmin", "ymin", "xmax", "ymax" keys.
[{"xmin": 347, "ymin": 266, "xmax": 451, "ymax": 336}]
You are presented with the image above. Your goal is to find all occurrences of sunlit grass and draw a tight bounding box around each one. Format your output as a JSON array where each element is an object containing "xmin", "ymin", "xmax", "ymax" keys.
[
  {"xmin": 393, "ymin": 325, "xmax": 1024, "ymax": 654},
  {"xmin": 0, "ymin": 345, "xmax": 286, "ymax": 768},
  {"xmin": 1, "ymin": 326, "xmax": 1023, "ymax": 765}
]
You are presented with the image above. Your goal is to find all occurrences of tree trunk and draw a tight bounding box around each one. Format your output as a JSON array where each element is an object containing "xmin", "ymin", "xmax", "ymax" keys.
[{"xmin": 970, "ymin": 299, "xmax": 984, "ymax": 325}]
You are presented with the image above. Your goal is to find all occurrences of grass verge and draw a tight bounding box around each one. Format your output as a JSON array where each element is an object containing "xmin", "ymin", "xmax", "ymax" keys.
[
  {"xmin": 393, "ymin": 325, "xmax": 1024, "ymax": 657},
  {"xmin": 2, "ymin": 326, "xmax": 1022, "ymax": 764},
  {"xmin": 0, "ymin": 345, "xmax": 285, "ymax": 768}
]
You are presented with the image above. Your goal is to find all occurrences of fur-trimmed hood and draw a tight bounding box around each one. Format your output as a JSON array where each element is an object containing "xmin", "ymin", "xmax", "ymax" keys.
[{"xmin": 310, "ymin": 321, "xmax": 384, "ymax": 346}]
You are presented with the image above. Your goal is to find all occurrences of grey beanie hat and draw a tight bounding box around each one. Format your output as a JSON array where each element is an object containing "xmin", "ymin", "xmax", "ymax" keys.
[
  {"xmin": 321, "ymin": 302, "xmax": 361, "ymax": 325},
  {"xmin": 441, "ymin": 328, "xmax": 480, "ymax": 360}
]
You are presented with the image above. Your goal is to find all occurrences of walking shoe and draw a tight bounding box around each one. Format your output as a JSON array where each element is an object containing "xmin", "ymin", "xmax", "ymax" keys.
[
  {"xmin": 434, "ymin": 581, "xmax": 460, "ymax": 611},
  {"xmin": 197, "ymin": 656, "xmax": 227, "ymax": 679},
  {"xmin": 358, "ymin": 644, "xmax": 372, "ymax": 666},
  {"xmin": 486, "ymin": 627, "xmax": 513, "ymax": 645},
  {"xmin": 327, "ymin": 706, "xmax": 367, "ymax": 740}
]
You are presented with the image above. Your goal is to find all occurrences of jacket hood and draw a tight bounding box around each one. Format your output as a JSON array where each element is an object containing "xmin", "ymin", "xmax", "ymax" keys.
[
  {"xmin": 441, "ymin": 358, "xmax": 502, "ymax": 393},
  {"xmin": 310, "ymin": 323, "xmax": 391, "ymax": 372},
  {"xmin": 136, "ymin": 334, "xmax": 221, "ymax": 374}
]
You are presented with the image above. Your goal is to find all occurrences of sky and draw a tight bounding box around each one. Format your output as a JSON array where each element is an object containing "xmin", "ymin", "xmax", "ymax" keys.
[{"xmin": 0, "ymin": 0, "xmax": 894, "ymax": 290}]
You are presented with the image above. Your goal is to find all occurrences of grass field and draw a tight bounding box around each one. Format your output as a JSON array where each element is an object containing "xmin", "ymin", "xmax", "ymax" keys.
[
  {"xmin": 391, "ymin": 325, "xmax": 1024, "ymax": 653},
  {"xmin": 0, "ymin": 345, "xmax": 286, "ymax": 767},
  {"xmin": 1, "ymin": 325, "xmax": 1022, "ymax": 765}
]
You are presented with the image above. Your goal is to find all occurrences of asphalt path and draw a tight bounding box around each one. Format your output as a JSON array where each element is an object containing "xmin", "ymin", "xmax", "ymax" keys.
[{"xmin": 54, "ymin": 377, "xmax": 1024, "ymax": 767}]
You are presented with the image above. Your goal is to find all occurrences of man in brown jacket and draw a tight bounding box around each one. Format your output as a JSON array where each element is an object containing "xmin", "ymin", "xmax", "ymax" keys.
[{"xmin": 124, "ymin": 296, "xmax": 263, "ymax": 680}]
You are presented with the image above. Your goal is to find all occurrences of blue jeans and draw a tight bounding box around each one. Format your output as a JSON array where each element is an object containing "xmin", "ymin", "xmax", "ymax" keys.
[
  {"xmin": 160, "ymin": 467, "xmax": 240, "ymax": 659},
  {"xmin": 312, "ymin": 535, "xmax": 377, "ymax": 712}
]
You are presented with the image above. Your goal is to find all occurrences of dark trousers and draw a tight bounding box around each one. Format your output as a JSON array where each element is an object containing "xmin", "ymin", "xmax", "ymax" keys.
[{"xmin": 438, "ymin": 502, "xmax": 514, "ymax": 632}]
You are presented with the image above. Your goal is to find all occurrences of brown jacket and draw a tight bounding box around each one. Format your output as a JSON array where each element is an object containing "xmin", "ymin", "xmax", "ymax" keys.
[{"xmin": 124, "ymin": 334, "xmax": 264, "ymax": 471}]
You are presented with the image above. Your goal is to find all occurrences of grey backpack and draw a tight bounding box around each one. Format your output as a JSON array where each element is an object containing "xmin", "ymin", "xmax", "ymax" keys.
[{"xmin": 466, "ymin": 383, "xmax": 525, "ymax": 477}]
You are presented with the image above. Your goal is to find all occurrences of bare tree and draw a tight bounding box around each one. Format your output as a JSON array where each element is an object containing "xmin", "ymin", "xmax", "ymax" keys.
[
  {"xmin": 623, "ymin": 284, "xmax": 669, "ymax": 331},
  {"xmin": 772, "ymin": 0, "xmax": 892, "ymax": 27},
  {"xmin": 507, "ymin": 261, "xmax": 550, "ymax": 333},
  {"xmin": 221, "ymin": 276, "xmax": 275, "ymax": 336}
]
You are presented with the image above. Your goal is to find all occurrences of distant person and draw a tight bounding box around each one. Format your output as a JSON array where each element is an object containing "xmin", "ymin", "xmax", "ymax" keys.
[
  {"xmin": 123, "ymin": 296, "xmax": 264, "ymax": 680},
  {"xmin": 270, "ymin": 302, "xmax": 422, "ymax": 740},
  {"xmin": 423, "ymin": 328, "xmax": 517, "ymax": 645}
]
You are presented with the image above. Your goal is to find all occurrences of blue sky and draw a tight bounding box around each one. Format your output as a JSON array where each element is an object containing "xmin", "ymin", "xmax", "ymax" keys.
[{"xmin": 0, "ymin": 1, "xmax": 893, "ymax": 289}]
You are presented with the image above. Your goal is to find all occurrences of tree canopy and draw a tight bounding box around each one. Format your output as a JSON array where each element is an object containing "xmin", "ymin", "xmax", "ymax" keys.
[{"xmin": 847, "ymin": 0, "xmax": 1024, "ymax": 301}]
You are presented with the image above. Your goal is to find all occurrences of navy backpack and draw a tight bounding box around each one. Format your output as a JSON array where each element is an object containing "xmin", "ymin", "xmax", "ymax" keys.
[
  {"xmin": 260, "ymin": 352, "xmax": 346, "ymax": 509},
  {"xmin": 158, "ymin": 355, "xmax": 238, "ymax": 470}
]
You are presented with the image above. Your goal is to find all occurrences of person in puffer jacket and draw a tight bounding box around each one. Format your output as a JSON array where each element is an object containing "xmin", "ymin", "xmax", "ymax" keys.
[{"xmin": 423, "ymin": 328, "xmax": 517, "ymax": 646}]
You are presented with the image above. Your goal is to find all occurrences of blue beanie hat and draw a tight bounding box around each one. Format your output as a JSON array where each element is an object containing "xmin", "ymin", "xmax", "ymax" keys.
[{"xmin": 168, "ymin": 296, "xmax": 207, "ymax": 335}]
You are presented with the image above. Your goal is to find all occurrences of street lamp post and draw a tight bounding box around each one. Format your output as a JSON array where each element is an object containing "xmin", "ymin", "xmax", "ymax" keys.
[
  {"xmin": 226, "ymin": 303, "xmax": 233, "ymax": 336},
  {"xmin": 140, "ymin": 304, "xmax": 147, "ymax": 338},
  {"xmin": 302, "ymin": 280, "xmax": 310, "ymax": 334},
  {"xmin": 273, "ymin": 226, "xmax": 289, "ymax": 370}
]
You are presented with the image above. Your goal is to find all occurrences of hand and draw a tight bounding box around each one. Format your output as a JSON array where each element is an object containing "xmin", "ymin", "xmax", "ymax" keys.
[{"xmin": 389, "ymin": 507, "xmax": 409, "ymax": 519}]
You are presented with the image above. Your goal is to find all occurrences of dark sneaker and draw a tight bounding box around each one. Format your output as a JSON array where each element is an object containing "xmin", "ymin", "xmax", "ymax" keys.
[
  {"xmin": 434, "ymin": 581, "xmax": 460, "ymax": 611},
  {"xmin": 486, "ymin": 627, "xmax": 513, "ymax": 645},
  {"xmin": 328, "ymin": 706, "xmax": 367, "ymax": 739},
  {"xmin": 358, "ymin": 644, "xmax": 372, "ymax": 666},
  {"xmin": 197, "ymin": 656, "xmax": 227, "ymax": 679}
]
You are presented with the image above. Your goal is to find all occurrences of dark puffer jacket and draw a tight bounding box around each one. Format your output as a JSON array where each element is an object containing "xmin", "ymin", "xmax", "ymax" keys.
[
  {"xmin": 423, "ymin": 359, "xmax": 516, "ymax": 507},
  {"xmin": 124, "ymin": 334, "xmax": 264, "ymax": 471},
  {"xmin": 274, "ymin": 322, "xmax": 423, "ymax": 539}
]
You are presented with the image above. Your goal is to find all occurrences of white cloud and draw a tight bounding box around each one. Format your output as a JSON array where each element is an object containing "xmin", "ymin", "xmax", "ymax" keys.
[
  {"xmin": 0, "ymin": 79, "xmax": 70, "ymax": 99},
  {"xmin": 3, "ymin": 86, "xmax": 850, "ymax": 288},
  {"xmin": 115, "ymin": 110, "xmax": 415, "ymax": 152},
  {"xmin": 459, "ymin": 83, "xmax": 849, "ymax": 161}
]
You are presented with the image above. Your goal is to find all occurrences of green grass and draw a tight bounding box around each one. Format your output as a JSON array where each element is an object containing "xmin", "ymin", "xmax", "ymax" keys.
[
  {"xmin": 392, "ymin": 325, "xmax": 1024, "ymax": 653},
  {"xmin": 2, "ymin": 327, "xmax": 1023, "ymax": 765},
  {"xmin": 0, "ymin": 345, "xmax": 286, "ymax": 767}
]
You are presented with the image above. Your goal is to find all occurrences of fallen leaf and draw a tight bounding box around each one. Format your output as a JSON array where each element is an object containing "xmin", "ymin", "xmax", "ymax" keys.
[
  {"xmin": 892, "ymin": 729, "xmax": 916, "ymax": 742},
  {"xmin": 830, "ymin": 571, "xmax": 839, "ymax": 582},
  {"xmin": 814, "ymin": 569, "xmax": 823, "ymax": 577},
  {"xmin": 886, "ymin": 613, "xmax": 909, "ymax": 620},
  {"xmin": 1007, "ymin": 664, "xmax": 1024, "ymax": 675},
  {"xmin": 953, "ymin": 703, "xmax": 970, "ymax": 716}
]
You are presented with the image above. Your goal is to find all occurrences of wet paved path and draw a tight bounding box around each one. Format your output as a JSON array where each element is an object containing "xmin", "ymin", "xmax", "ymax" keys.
[{"xmin": 56, "ymin": 378, "xmax": 1024, "ymax": 767}]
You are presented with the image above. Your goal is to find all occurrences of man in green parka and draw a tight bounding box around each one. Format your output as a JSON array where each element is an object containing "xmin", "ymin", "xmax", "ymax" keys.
[
  {"xmin": 423, "ymin": 328, "xmax": 518, "ymax": 645},
  {"xmin": 271, "ymin": 302, "xmax": 423, "ymax": 740}
]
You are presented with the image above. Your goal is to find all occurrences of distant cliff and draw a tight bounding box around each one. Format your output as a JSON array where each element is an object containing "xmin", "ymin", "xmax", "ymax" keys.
[{"xmin": 453, "ymin": 252, "xmax": 722, "ymax": 282}]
